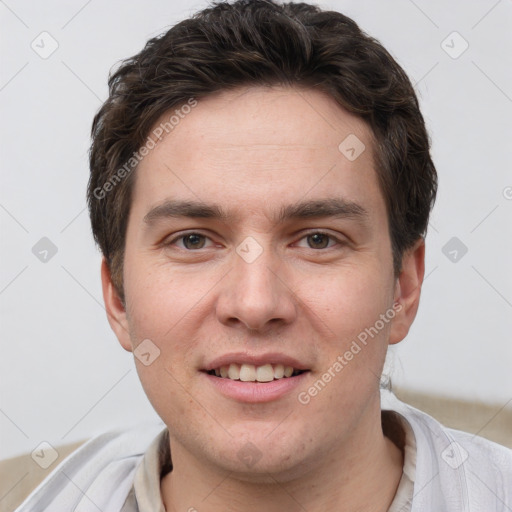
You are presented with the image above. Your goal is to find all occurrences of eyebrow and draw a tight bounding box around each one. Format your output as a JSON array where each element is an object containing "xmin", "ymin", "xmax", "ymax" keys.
[
  {"xmin": 278, "ymin": 198, "xmax": 368, "ymax": 223},
  {"xmin": 143, "ymin": 198, "xmax": 369, "ymax": 227}
]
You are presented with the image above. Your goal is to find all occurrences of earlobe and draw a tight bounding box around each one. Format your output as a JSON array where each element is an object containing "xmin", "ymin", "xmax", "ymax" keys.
[
  {"xmin": 100, "ymin": 258, "xmax": 133, "ymax": 352},
  {"xmin": 389, "ymin": 239, "xmax": 425, "ymax": 345}
]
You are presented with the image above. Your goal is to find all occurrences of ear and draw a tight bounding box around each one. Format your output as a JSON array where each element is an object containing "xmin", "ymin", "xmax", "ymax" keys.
[
  {"xmin": 389, "ymin": 238, "xmax": 425, "ymax": 345},
  {"xmin": 101, "ymin": 257, "xmax": 133, "ymax": 352}
]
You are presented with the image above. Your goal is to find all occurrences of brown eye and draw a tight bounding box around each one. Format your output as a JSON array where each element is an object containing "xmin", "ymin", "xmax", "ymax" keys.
[
  {"xmin": 182, "ymin": 233, "xmax": 206, "ymax": 249},
  {"xmin": 306, "ymin": 233, "xmax": 331, "ymax": 249}
]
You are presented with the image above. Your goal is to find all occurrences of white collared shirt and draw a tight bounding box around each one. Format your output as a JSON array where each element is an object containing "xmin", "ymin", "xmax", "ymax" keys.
[{"xmin": 15, "ymin": 391, "xmax": 512, "ymax": 511}]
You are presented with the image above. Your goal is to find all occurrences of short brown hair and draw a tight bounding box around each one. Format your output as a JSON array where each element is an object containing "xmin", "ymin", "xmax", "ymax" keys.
[{"xmin": 88, "ymin": 0, "xmax": 437, "ymax": 303}]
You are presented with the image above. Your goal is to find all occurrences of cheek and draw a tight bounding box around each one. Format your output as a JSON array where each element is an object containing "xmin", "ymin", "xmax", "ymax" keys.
[
  {"xmin": 124, "ymin": 256, "xmax": 205, "ymax": 343},
  {"xmin": 299, "ymin": 263, "xmax": 393, "ymax": 340},
  {"xmin": 123, "ymin": 262, "xmax": 208, "ymax": 425},
  {"xmin": 296, "ymin": 262, "xmax": 394, "ymax": 404}
]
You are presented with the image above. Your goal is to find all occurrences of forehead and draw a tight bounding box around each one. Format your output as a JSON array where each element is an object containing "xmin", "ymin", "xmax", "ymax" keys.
[{"xmin": 131, "ymin": 86, "xmax": 384, "ymax": 224}]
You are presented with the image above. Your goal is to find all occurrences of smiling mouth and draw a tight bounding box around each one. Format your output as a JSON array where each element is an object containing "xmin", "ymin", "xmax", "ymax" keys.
[{"xmin": 205, "ymin": 363, "xmax": 308, "ymax": 383}]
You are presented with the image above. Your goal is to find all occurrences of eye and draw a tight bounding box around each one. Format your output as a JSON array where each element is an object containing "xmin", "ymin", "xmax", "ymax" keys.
[
  {"xmin": 296, "ymin": 232, "xmax": 340, "ymax": 250},
  {"xmin": 168, "ymin": 232, "xmax": 215, "ymax": 250}
]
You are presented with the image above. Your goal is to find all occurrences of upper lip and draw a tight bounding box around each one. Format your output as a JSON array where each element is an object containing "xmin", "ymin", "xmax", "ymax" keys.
[{"xmin": 203, "ymin": 352, "xmax": 310, "ymax": 371}]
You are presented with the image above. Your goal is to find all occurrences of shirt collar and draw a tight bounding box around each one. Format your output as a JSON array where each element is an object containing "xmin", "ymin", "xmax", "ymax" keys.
[{"xmin": 131, "ymin": 427, "xmax": 170, "ymax": 512}]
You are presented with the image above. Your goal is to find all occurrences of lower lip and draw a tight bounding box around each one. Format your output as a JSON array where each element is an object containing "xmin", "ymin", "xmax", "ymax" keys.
[{"xmin": 202, "ymin": 371, "xmax": 309, "ymax": 403}]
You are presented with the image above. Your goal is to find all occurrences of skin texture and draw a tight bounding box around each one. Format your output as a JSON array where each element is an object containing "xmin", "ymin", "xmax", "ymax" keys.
[{"xmin": 102, "ymin": 86, "xmax": 425, "ymax": 511}]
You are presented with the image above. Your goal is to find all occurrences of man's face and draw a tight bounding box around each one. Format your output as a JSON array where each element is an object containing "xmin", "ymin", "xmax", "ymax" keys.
[{"xmin": 104, "ymin": 86, "xmax": 415, "ymax": 478}]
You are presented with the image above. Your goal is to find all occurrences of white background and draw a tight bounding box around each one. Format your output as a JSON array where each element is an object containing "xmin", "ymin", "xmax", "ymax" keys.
[{"xmin": 1, "ymin": 0, "xmax": 511, "ymax": 460}]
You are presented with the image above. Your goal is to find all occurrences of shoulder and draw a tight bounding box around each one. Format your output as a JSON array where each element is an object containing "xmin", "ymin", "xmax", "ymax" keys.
[
  {"xmin": 381, "ymin": 390, "xmax": 512, "ymax": 511},
  {"xmin": 443, "ymin": 425, "xmax": 512, "ymax": 495},
  {"xmin": 14, "ymin": 422, "xmax": 166, "ymax": 512}
]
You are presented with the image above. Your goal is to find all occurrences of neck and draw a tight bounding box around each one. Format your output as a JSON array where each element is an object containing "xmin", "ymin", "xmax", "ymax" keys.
[{"xmin": 161, "ymin": 401, "xmax": 403, "ymax": 512}]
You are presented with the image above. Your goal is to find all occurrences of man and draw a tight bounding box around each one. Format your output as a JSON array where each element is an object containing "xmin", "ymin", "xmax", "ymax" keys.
[{"xmin": 16, "ymin": 0, "xmax": 512, "ymax": 510}]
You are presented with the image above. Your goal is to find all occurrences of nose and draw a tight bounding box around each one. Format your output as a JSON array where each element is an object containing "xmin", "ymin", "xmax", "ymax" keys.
[{"xmin": 215, "ymin": 239, "xmax": 297, "ymax": 333}]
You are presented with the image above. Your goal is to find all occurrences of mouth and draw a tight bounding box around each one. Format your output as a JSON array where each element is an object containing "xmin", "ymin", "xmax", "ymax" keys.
[
  {"xmin": 204, "ymin": 363, "xmax": 308, "ymax": 383},
  {"xmin": 201, "ymin": 354, "xmax": 311, "ymax": 402}
]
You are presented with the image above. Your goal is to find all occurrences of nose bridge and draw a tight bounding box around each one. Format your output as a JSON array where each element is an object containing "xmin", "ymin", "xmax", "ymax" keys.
[{"xmin": 217, "ymin": 235, "xmax": 295, "ymax": 330}]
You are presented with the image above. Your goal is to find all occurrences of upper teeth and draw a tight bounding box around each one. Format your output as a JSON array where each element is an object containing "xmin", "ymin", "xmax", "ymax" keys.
[{"xmin": 213, "ymin": 363, "xmax": 298, "ymax": 382}]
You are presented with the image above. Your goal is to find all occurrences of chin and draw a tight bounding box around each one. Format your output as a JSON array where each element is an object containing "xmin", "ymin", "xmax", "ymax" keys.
[
  {"xmin": 220, "ymin": 454, "xmax": 313, "ymax": 484},
  {"xmin": 207, "ymin": 430, "xmax": 320, "ymax": 483}
]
